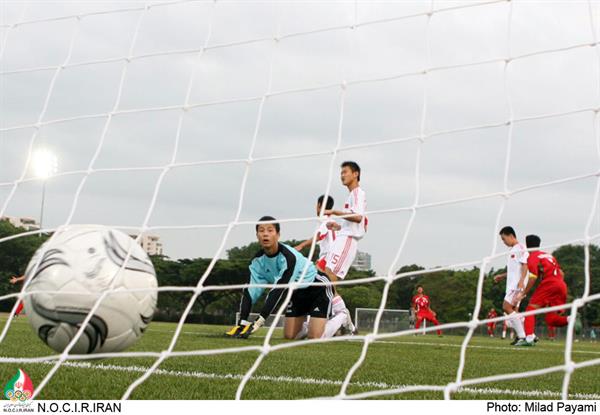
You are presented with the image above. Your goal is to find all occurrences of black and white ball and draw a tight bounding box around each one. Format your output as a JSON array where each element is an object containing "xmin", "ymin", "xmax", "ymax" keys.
[{"xmin": 23, "ymin": 225, "xmax": 157, "ymax": 354}]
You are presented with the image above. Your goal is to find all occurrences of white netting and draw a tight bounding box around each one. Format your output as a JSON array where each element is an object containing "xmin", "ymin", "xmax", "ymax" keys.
[
  {"xmin": 354, "ymin": 308, "xmax": 410, "ymax": 333},
  {"xmin": 1, "ymin": 0, "xmax": 599, "ymax": 401}
]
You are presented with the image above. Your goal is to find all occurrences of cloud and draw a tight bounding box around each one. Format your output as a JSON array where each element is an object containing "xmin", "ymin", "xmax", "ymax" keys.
[{"xmin": 2, "ymin": 1, "xmax": 599, "ymax": 274}]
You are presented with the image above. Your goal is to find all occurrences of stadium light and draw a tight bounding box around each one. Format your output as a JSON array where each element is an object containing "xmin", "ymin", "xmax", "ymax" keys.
[
  {"xmin": 32, "ymin": 149, "xmax": 58, "ymax": 234},
  {"xmin": 33, "ymin": 148, "xmax": 58, "ymax": 179}
]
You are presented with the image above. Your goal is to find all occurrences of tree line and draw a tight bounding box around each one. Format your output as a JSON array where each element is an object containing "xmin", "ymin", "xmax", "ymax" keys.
[{"xmin": 1, "ymin": 220, "xmax": 598, "ymax": 327}]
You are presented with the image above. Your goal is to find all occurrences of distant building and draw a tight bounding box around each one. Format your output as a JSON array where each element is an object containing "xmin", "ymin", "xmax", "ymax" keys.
[
  {"xmin": 1, "ymin": 216, "xmax": 40, "ymax": 231},
  {"xmin": 129, "ymin": 234, "xmax": 163, "ymax": 256},
  {"xmin": 352, "ymin": 251, "xmax": 372, "ymax": 271}
]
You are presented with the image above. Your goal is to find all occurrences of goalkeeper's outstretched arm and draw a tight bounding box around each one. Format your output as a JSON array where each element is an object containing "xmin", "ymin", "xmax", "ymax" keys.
[
  {"xmin": 237, "ymin": 260, "xmax": 266, "ymax": 323},
  {"xmin": 238, "ymin": 290, "xmax": 253, "ymax": 324},
  {"xmin": 225, "ymin": 260, "xmax": 266, "ymax": 338}
]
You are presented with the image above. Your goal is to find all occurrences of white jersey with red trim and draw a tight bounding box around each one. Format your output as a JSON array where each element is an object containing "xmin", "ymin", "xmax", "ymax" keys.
[
  {"xmin": 506, "ymin": 242, "xmax": 529, "ymax": 291},
  {"xmin": 316, "ymin": 219, "xmax": 336, "ymax": 259},
  {"xmin": 338, "ymin": 186, "xmax": 367, "ymax": 240}
]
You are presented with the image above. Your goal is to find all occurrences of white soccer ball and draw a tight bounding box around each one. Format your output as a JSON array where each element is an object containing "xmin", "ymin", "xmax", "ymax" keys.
[{"xmin": 22, "ymin": 225, "xmax": 158, "ymax": 354}]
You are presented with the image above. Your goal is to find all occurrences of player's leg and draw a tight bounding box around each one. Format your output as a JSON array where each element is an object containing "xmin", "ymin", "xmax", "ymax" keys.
[
  {"xmin": 307, "ymin": 317, "xmax": 327, "ymax": 339},
  {"xmin": 324, "ymin": 294, "xmax": 356, "ymax": 337},
  {"xmin": 545, "ymin": 312, "xmax": 568, "ymax": 328},
  {"xmin": 306, "ymin": 280, "xmax": 333, "ymax": 339},
  {"xmin": 426, "ymin": 313, "xmax": 442, "ymax": 336},
  {"xmin": 544, "ymin": 279, "xmax": 569, "ymax": 328},
  {"xmin": 414, "ymin": 314, "xmax": 425, "ymax": 335},
  {"xmin": 524, "ymin": 303, "xmax": 539, "ymax": 344},
  {"xmin": 324, "ymin": 236, "xmax": 357, "ymax": 291},
  {"xmin": 295, "ymin": 316, "xmax": 310, "ymax": 340},
  {"xmin": 524, "ymin": 279, "xmax": 556, "ymax": 343},
  {"xmin": 322, "ymin": 267, "xmax": 340, "ymax": 295},
  {"xmin": 504, "ymin": 291, "xmax": 526, "ymax": 344},
  {"xmin": 324, "ymin": 237, "xmax": 358, "ymax": 332},
  {"xmin": 322, "ymin": 312, "xmax": 347, "ymax": 338},
  {"xmin": 284, "ymin": 289, "xmax": 312, "ymax": 339},
  {"xmin": 284, "ymin": 317, "xmax": 306, "ymax": 339}
]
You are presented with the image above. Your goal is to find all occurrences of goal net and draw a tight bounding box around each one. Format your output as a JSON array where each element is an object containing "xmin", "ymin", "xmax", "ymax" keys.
[
  {"xmin": 1, "ymin": 0, "xmax": 599, "ymax": 402},
  {"xmin": 354, "ymin": 308, "xmax": 411, "ymax": 333}
]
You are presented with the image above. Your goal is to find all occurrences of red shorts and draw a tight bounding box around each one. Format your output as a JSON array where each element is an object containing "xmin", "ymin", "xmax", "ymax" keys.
[
  {"xmin": 529, "ymin": 278, "xmax": 567, "ymax": 308},
  {"xmin": 487, "ymin": 322, "xmax": 496, "ymax": 328},
  {"xmin": 417, "ymin": 309, "xmax": 436, "ymax": 321}
]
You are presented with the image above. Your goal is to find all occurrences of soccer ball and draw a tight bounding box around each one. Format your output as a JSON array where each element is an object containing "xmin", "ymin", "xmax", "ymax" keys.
[{"xmin": 22, "ymin": 225, "xmax": 158, "ymax": 354}]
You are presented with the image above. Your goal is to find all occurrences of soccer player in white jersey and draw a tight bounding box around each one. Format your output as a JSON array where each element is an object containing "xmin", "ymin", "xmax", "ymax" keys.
[
  {"xmin": 493, "ymin": 226, "xmax": 529, "ymax": 346},
  {"xmin": 319, "ymin": 161, "xmax": 367, "ymax": 335},
  {"xmin": 322, "ymin": 161, "xmax": 367, "ymax": 287},
  {"xmin": 295, "ymin": 195, "xmax": 354, "ymax": 338}
]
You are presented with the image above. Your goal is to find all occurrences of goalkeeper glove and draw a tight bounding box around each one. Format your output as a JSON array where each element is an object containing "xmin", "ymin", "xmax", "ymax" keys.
[{"xmin": 251, "ymin": 316, "xmax": 265, "ymax": 333}]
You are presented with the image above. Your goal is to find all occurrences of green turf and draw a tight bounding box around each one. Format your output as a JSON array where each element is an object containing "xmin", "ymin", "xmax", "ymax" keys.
[{"xmin": 0, "ymin": 314, "xmax": 598, "ymax": 400}]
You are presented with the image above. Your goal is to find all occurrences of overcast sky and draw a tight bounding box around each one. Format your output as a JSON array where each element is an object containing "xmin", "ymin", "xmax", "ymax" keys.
[{"xmin": 1, "ymin": 1, "xmax": 600, "ymax": 275}]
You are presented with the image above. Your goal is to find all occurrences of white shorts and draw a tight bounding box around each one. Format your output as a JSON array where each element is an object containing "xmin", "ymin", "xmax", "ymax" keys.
[
  {"xmin": 504, "ymin": 289, "xmax": 522, "ymax": 307},
  {"xmin": 324, "ymin": 235, "xmax": 357, "ymax": 280}
]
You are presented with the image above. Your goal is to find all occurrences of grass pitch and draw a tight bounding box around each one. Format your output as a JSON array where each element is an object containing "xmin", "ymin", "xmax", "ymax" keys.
[{"xmin": 0, "ymin": 314, "xmax": 599, "ymax": 400}]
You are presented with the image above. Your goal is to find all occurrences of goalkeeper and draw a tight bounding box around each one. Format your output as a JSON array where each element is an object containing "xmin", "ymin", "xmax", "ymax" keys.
[{"xmin": 225, "ymin": 216, "xmax": 332, "ymax": 339}]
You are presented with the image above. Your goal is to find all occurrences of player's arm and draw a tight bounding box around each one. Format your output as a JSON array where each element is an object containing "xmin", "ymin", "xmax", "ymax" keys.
[
  {"xmin": 294, "ymin": 238, "xmax": 313, "ymax": 251},
  {"xmin": 325, "ymin": 221, "xmax": 341, "ymax": 231},
  {"xmin": 523, "ymin": 272, "xmax": 537, "ymax": 295},
  {"xmin": 523, "ymin": 256, "xmax": 539, "ymax": 296},
  {"xmin": 493, "ymin": 272, "xmax": 506, "ymax": 283},
  {"xmin": 517, "ymin": 263, "xmax": 528, "ymax": 290},
  {"xmin": 516, "ymin": 248, "xmax": 530, "ymax": 290},
  {"xmin": 9, "ymin": 275, "xmax": 25, "ymax": 284},
  {"xmin": 226, "ymin": 261, "xmax": 265, "ymax": 338},
  {"xmin": 257, "ymin": 249, "xmax": 297, "ymax": 326},
  {"xmin": 324, "ymin": 209, "xmax": 362, "ymax": 223}
]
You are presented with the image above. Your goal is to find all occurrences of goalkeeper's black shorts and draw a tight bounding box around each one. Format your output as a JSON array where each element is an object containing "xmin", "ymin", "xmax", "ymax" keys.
[{"xmin": 285, "ymin": 274, "xmax": 333, "ymax": 319}]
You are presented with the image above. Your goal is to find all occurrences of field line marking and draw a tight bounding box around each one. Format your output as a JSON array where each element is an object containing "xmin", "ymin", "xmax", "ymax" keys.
[{"xmin": 1, "ymin": 356, "xmax": 599, "ymax": 400}]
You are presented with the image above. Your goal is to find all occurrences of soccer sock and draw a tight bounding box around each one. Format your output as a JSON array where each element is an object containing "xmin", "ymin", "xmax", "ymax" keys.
[
  {"xmin": 524, "ymin": 306, "xmax": 536, "ymax": 336},
  {"xmin": 509, "ymin": 312, "xmax": 526, "ymax": 338},
  {"xmin": 295, "ymin": 320, "xmax": 309, "ymax": 340},
  {"xmin": 331, "ymin": 295, "xmax": 346, "ymax": 316},
  {"xmin": 322, "ymin": 312, "xmax": 347, "ymax": 338},
  {"xmin": 546, "ymin": 312, "xmax": 568, "ymax": 327}
]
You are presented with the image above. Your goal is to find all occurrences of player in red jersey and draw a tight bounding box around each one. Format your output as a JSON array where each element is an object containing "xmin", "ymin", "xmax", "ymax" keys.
[
  {"xmin": 411, "ymin": 285, "xmax": 442, "ymax": 336},
  {"xmin": 486, "ymin": 307, "xmax": 498, "ymax": 337},
  {"xmin": 520, "ymin": 234, "xmax": 569, "ymax": 346}
]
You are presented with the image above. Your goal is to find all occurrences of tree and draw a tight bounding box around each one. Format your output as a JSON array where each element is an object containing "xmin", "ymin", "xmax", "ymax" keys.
[
  {"xmin": 227, "ymin": 239, "xmax": 316, "ymax": 260},
  {"xmin": 0, "ymin": 220, "xmax": 48, "ymax": 311}
]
